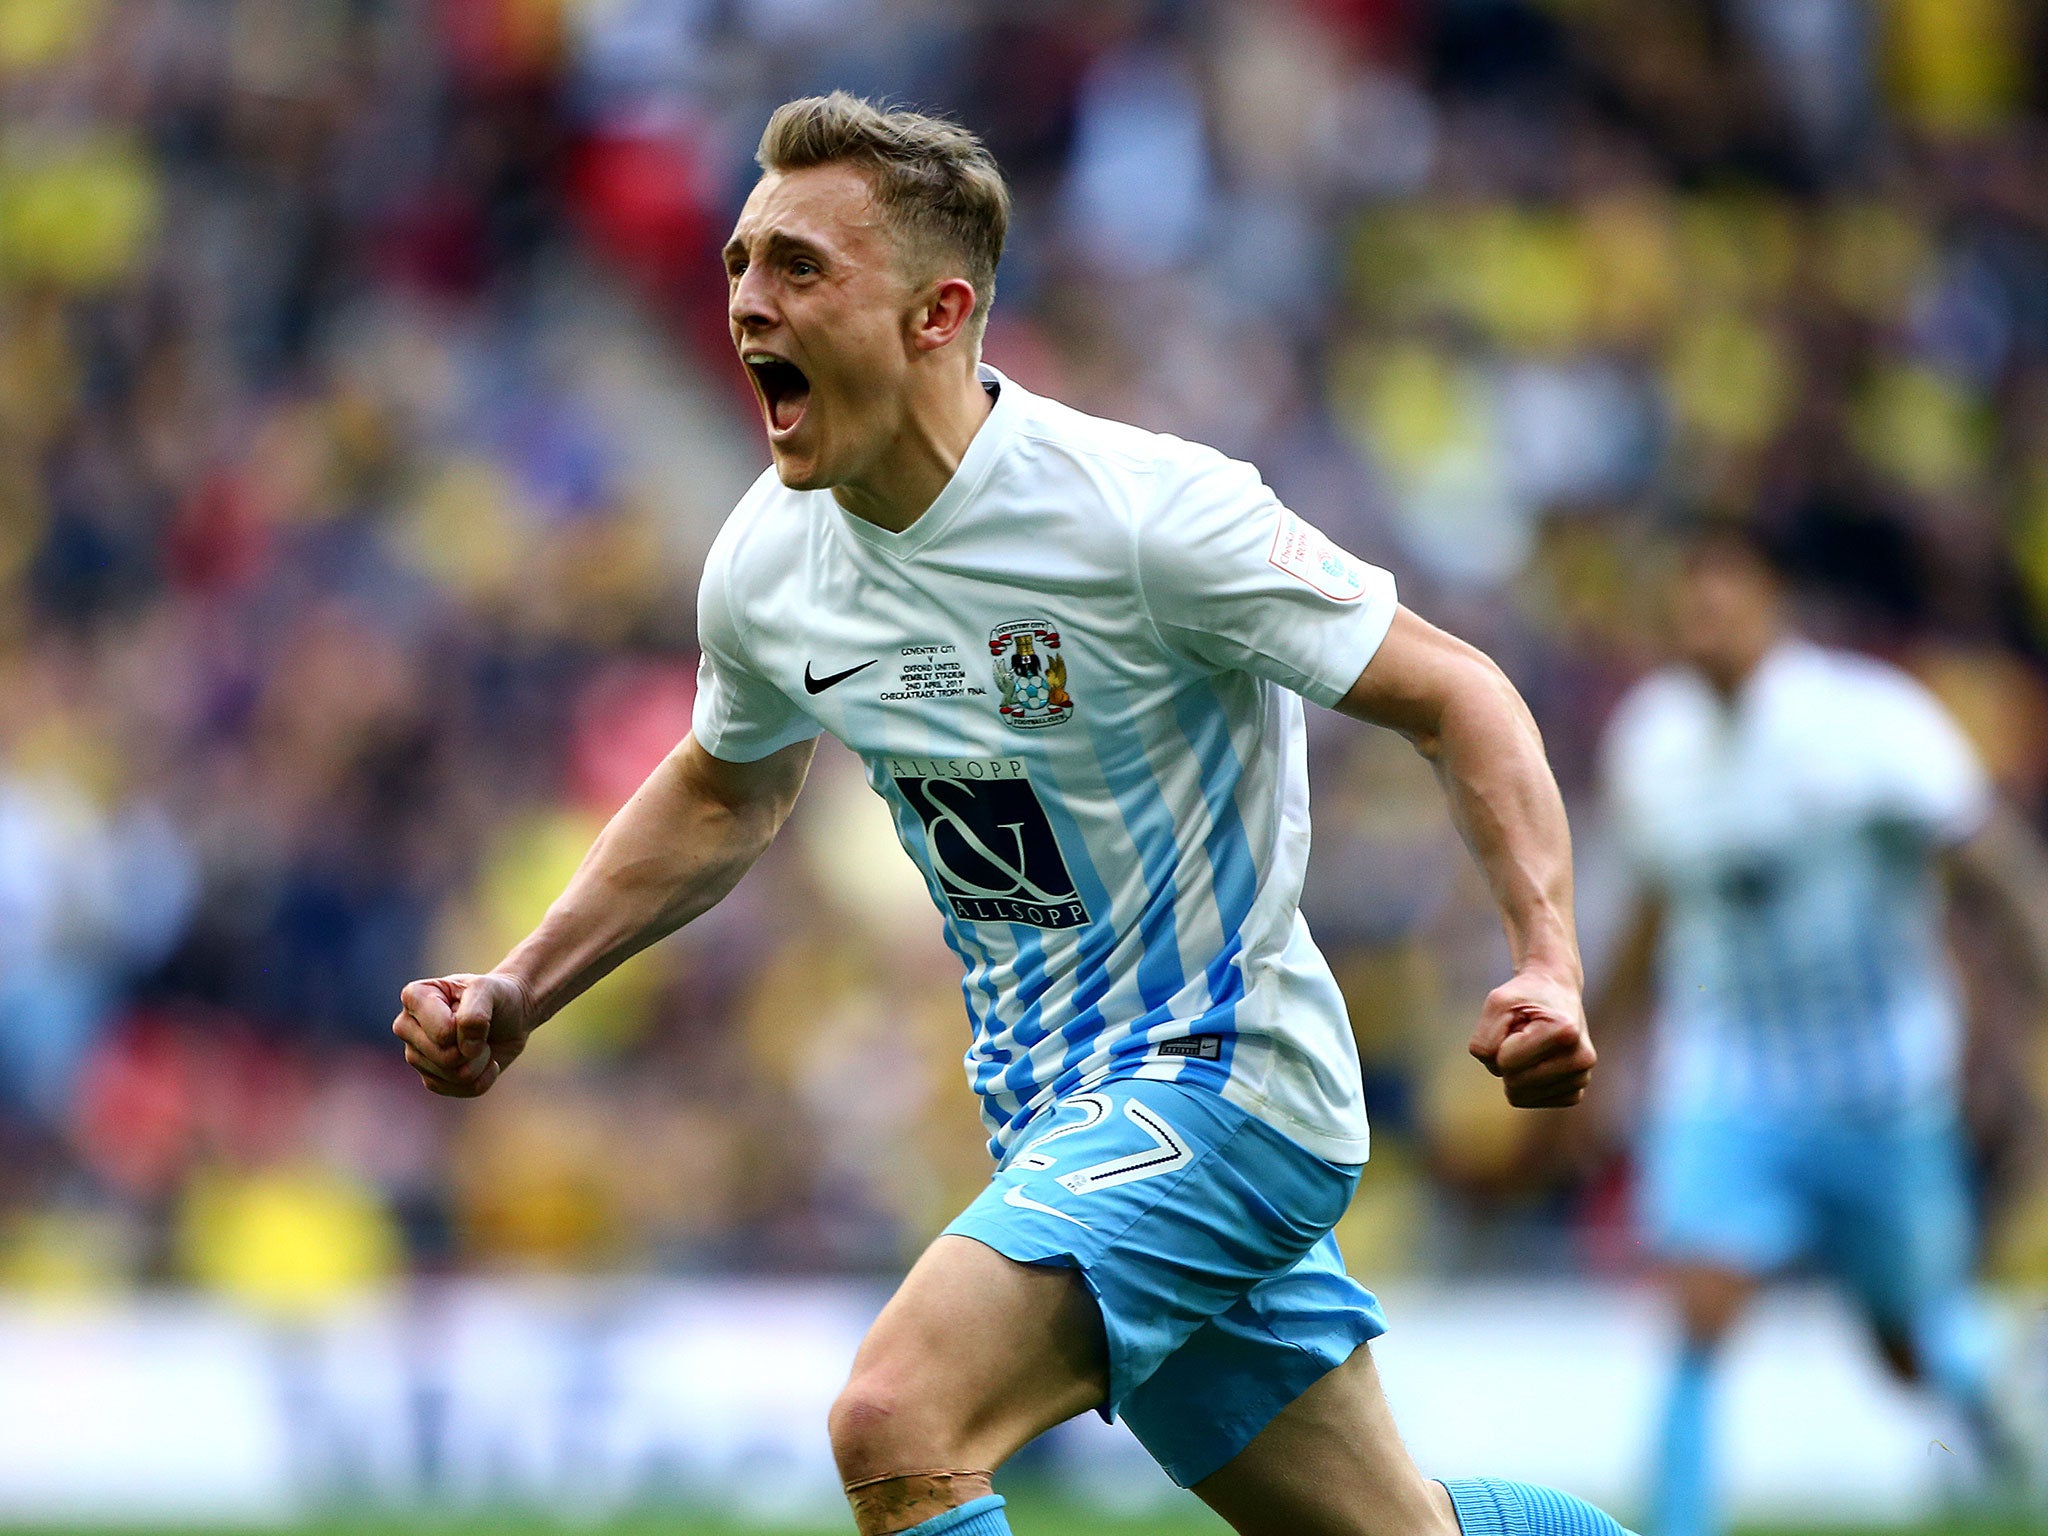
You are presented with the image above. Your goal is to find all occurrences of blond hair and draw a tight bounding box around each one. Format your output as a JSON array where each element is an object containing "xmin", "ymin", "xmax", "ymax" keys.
[{"xmin": 756, "ymin": 93, "xmax": 1010, "ymax": 333}]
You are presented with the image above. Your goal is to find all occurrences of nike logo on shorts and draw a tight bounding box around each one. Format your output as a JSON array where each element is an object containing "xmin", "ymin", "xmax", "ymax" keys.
[
  {"xmin": 1003, "ymin": 1184, "xmax": 1090, "ymax": 1229},
  {"xmin": 804, "ymin": 659, "xmax": 878, "ymax": 694}
]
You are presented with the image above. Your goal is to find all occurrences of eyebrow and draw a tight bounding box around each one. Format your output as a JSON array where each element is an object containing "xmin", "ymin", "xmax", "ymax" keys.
[{"xmin": 723, "ymin": 229, "xmax": 829, "ymax": 269}]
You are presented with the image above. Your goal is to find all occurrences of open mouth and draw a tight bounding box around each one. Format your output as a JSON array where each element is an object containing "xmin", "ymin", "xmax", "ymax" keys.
[{"xmin": 744, "ymin": 353, "xmax": 811, "ymax": 436}]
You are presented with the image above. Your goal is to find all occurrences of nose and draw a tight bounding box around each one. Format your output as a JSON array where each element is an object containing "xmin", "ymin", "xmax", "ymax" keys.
[{"xmin": 729, "ymin": 261, "xmax": 775, "ymax": 335}]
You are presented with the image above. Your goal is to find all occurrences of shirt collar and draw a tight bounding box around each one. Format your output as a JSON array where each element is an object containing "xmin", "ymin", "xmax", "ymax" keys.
[{"xmin": 831, "ymin": 364, "xmax": 1019, "ymax": 559}]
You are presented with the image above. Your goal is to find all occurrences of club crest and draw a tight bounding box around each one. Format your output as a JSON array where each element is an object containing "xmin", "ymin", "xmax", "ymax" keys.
[{"xmin": 989, "ymin": 620, "xmax": 1074, "ymax": 730}]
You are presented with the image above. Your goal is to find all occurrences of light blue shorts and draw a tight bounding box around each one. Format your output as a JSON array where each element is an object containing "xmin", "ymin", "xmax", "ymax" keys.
[
  {"xmin": 944, "ymin": 1079, "xmax": 1385, "ymax": 1487},
  {"xmin": 1639, "ymin": 1108, "xmax": 1976, "ymax": 1329}
]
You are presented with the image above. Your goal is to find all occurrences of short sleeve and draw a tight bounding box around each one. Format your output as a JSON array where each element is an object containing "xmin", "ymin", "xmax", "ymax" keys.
[
  {"xmin": 1134, "ymin": 447, "xmax": 1398, "ymax": 707},
  {"xmin": 1597, "ymin": 693, "xmax": 1656, "ymax": 875},
  {"xmin": 690, "ymin": 547, "xmax": 820, "ymax": 763},
  {"xmin": 1596, "ymin": 676, "xmax": 1696, "ymax": 881},
  {"xmin": 1864, "ymin": 671, "xmax": 1991, "ymax": 845}
]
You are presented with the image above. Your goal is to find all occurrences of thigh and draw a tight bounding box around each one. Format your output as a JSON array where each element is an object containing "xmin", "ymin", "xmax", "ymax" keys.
[
  {"xmin": 1119, "ymin": 1233, "xmax": 1386, "ymax": 1488},
  {"xmin": 1639, "ymin": 1113, "xmax": 1808, "ymax": 1277},
  {"xmin": 840, "ymin": 1232, "xmax": 1109, "ymax": 1479},
  {"xmin": 944, "ymin": 1080, "xmax": 1359, "ymax": 1422},
  {"xmin": 1192, "ymin": 1342, "xmax": 1455, "ymax": 1536},
  {"xmin": 1812, "ymin": 1117, "xmax": 1976, "ymax": 1331}
]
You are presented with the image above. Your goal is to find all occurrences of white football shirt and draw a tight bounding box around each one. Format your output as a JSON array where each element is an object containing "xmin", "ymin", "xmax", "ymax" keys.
[
  {"xmin": 692, "ymin": 368, "xmax": 1398, "ymax": 1162},
  {"xmin": 1602, "ymin": 640, "xmax": 1990, "ymax": 1118}
]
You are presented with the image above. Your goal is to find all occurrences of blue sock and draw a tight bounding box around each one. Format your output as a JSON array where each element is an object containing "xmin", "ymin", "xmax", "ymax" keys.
[
  {"xmin": 1441, "ymin": 1477, "xmax": 1638, "ymax": 1536},
  {"xmin": 1912, "ymin": 1292, "xmax": 2021, "ymax": 1481},
  {"xmin": 1915, "ymin": 1290, "xmax": 1996, "ymax": 1407},
  {"xmin": 892, "ymin": 1495, "xmax": 1009, "ymax": 1536},
  {"xmin": 1652, "ymin": 1339, "xmax": 1717, "ymax": 1536}
]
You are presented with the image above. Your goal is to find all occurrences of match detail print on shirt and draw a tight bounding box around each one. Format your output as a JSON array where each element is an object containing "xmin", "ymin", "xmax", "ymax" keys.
[
  {"xmin": 887, "ymin": 755, "xmax": 1090, "ymax": 930},
  {"xmin": 878, "ymin": 643, "xmax": 985, "ymax": 703},
  {"xmin": 1267, "ymin": 509, "xmax": 1370, "ymax": 602}
]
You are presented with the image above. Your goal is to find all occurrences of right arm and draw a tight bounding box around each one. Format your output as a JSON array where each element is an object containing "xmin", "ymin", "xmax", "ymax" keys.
[{"xmin": 392, "ymin": 733, "xmax": 815, "ymax": 1097}]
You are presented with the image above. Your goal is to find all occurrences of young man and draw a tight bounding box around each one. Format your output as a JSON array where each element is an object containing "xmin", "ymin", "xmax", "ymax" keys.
[
  {"xmin": 394, "ymin": 95, "xmax": 1632, "ymax": 1536},
  {"xmin": 1600, "ymin": 527, "xmax": 2048, "ymax": 1536}
]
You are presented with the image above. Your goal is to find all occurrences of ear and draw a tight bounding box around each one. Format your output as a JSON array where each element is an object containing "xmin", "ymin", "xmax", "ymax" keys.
[{"xmin": 910, "ymin": 277, "xmax": 979, "ymax": 354}]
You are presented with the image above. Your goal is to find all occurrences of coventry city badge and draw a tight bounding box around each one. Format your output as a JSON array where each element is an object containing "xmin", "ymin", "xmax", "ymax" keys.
[{"xmin": 990, "ymin": 619, "xmax": 1074, "ymax": 730}]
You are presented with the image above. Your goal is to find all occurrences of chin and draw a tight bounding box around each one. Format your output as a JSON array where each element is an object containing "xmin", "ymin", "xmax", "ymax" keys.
[{"xmin": 770, "ymin": 450, "xmax": 829, "ymax": 491}]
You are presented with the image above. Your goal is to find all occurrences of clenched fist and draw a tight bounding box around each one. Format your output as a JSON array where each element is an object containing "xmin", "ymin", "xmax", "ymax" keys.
[
  {"xmin": 392, "ymin": 972, "xmax": 535, "ymax": 1097},
  {"xmin": 1468, "ymin": 967, "xmax": 1596, "ymax": 1108}
]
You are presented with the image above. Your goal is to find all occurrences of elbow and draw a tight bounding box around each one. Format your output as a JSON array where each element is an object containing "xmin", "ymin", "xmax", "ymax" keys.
[
  {"xmin": 1338, "ymin": 606, "xmax": 1536, "ymax": 754},
  {"xmin": 1420, "ymin": 645, "xmax": 1532, "ymax": 762},
  {"xmin": 1469, "ymin": 646, "xmax": 1540, "ymax": 734}
]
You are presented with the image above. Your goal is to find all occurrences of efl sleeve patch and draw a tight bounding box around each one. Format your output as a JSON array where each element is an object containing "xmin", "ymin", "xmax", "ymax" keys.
[{"xmin": 1267, "ymin": 509, "xmax": 1369, "ymax": 602}]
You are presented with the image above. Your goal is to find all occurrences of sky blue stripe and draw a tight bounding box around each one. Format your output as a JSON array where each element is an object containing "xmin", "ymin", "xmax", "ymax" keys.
[
  {"xmin": 996, "ymin": 773, "xmax": 1120, "ymax": 1107},
  {"xmin": 990, "ymin": 923, "xmax": 1050, "ymax": 1120},
  {"xmin": 1046, "ymin": 996, "xmax": 1187, "ymax": 1104},
  {"xmin": 1748, "ymin": 903, "xmax": 1804, "ymax": 1103},
  {"xmin": 1717, "ymin": 905, "xmax": 1771, "ymax": 1105},
  {"xmin": 1695, "ymin": 840, "xmax": 1959, "ymax": 1116},
  {"xmin": 1173, "ymin": 680, "xmax": 1257, "ymax": 1077},
  {"xmin": 1040, "ymin": 684, "xmax": 1261, "ymax": 1105},
  {"xmin": 1847, "ymin": 871, "xmax": 1898, "ymax": 1111},
  {"xmin": 1747, "ymin": 879, "xmax": 1825, "ymax": 1102},
  {"xmin": 1883, "ymin": 867, "xmax": 1951, "ymax": 1113},
  {"xmin": 1036, "ymin": 713, "xmax": 1191, "ymax": 1105},
  {"xmin": 1085, "ymin": 713, "xmax": 1188, "ymax": 1018}
]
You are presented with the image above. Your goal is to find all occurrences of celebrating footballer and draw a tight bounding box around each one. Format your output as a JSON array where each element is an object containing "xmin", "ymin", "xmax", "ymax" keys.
[{"xmin": 394, "ymin": 95, "xmax": 1632, "ymax": 1536}]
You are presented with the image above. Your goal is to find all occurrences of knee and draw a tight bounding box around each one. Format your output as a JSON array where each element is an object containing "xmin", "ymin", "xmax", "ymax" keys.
[
  {"xmin": 1671, "ymin": 1266, "xmax": 1751, "ymax": 1345},
  {"xmin": 830, "ymin": 1368, "xmax": 953, "ymax": 1481},
  {"xmin": 829, "ymin": 1374, "xmax": 907, "ymax": 1479},
  {"xmin": 830, "ymin": 1372, "xmax": 997, "ymax": 1536}
]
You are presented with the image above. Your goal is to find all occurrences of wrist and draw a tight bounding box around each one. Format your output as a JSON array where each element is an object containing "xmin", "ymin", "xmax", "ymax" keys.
[
  {"xmin": 490, "ymin": 959, "xmax": 551, "ymax": 1028},
  {"xmin": 1515, "ymin": 942, "xmax": 1583, "ymax": 993}
]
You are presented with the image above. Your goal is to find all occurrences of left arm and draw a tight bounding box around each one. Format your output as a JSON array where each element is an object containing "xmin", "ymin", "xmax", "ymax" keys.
[
  {"xmin": 1948, "ymin": 802, "xmax": 2048, "ymax": 991},
  {"xmin": 1336, "ymin": 606, "xmax": 1595, "ymax": 1108}
]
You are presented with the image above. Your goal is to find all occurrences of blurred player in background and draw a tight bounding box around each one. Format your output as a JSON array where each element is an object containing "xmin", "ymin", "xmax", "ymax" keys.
[
  {"xmin": 1599, "ymin": 525, "xmax": 2048, "ymax": 1536},
  {"xmin": 394, "ymin": 95, "xmax": 1633, "ymax": 1536}
]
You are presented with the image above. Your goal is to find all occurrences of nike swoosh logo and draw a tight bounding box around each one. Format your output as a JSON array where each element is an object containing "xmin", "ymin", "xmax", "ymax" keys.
[
  {"xmin": 1003, "ymin": 1184, "xmax": 1090, "ymax": 1229},
  {"xmin": 803, "ymin": 659, "xmax": 878, "ymax": 695}
]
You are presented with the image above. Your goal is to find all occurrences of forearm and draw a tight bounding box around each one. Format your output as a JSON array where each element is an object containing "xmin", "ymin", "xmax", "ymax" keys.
[
  {"xmin": 1951, "ymin": 803, "xmax": 2048, "ymax": 989},
  {"xmin": 1338, "ymin": 608, "xmax": 1592, "ymax": 1103},
  {"xmin": 1339, "ymin": 610, "xmax": 1580, "ymax": 986},
  {"xmin": 495, "ymin": 739, "xmax": 797, "ymax": 1024},
  {"xmin": 1422, "ymin": 663, "xmax": 1581, "ymax": 985}
]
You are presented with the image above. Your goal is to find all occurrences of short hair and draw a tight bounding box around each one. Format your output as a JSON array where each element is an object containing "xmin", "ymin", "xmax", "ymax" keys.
[{"xmin": 755, "ymin": 93, "xmax": 1010, "ymax": 334}]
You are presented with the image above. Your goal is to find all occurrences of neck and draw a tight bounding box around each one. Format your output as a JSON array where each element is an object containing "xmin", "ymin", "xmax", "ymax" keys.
[
  {"xmin": 832, "ymin": 362, "xmax": 992, "ymax": 533},
  {"xmin": 1703, "ymin": 634, "xmax": 1780, "ymax": 702}
]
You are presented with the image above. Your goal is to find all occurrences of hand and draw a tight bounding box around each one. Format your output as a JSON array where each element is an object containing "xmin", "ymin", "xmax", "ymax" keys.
[
  {"xmin": 392, "ymin": 972, "xmax": 534, "ymax": 1097},
  {"xmin": 1469, "ymin": 967, "xmax": 1596, "ymax": 1108}
]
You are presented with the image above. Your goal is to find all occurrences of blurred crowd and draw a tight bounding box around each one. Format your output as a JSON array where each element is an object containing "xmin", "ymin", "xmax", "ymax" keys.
[{"xmin": 4, "ymin": 0, "xmax": 2048, "ymax": 1310}]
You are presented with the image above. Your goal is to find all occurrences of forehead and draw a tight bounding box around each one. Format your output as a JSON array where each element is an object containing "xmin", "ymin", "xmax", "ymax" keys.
[
  {"xmin": 1681, "ymin": 543, "xmax": 1775, "ymax": 586},
  {"xmin": 729, "ymin": 162, "xmax": 891, "ymax": 256},
  {"xmin": 1674, "ymin": 549, "xmax": 1779, "ymax": 610}
]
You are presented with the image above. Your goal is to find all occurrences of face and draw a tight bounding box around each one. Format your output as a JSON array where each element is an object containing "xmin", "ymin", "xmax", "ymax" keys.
[
  {"xmin": 724, "ymin": 163, "xmax": 927, "ymax": 490},
  {"xmin": 1670, "ymin": 545, "xmax": 1783, "ymax": 691}
]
